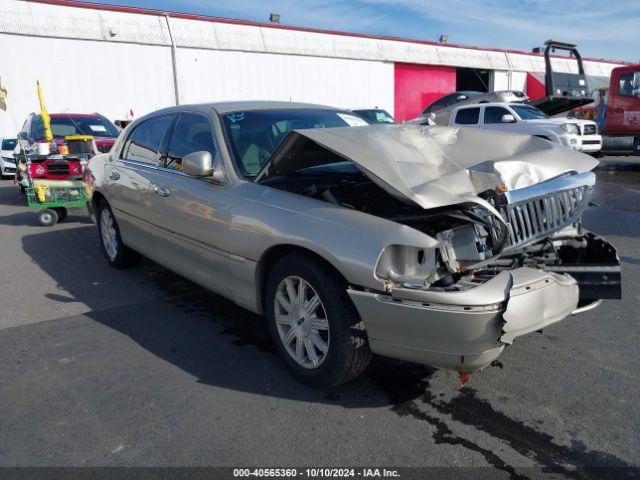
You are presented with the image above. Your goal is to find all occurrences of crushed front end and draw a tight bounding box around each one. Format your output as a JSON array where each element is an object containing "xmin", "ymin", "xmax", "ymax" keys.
[{"xmin": 349, "ymin": 170, "xmax": 621, "ymax": 373}]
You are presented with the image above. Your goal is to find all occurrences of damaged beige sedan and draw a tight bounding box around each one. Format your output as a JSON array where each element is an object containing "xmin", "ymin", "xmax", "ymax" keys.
[{"xmin": 86, "ymin": 102, "xmax": 621, "ymax": 387}]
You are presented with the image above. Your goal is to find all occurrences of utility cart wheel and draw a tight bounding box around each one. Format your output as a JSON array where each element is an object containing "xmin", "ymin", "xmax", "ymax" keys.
[
  {"xmin": 38, "ymin": 208, "xmax": 59, "ymax": 227},
  {"xmin": 53, "ymin": 207, "xmax": 68, "ymax": 222}
]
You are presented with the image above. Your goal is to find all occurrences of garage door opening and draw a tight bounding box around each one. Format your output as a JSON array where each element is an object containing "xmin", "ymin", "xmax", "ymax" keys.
[{"xmin": 457, "ymin": 68, "xmax": 491, "ymax": 93}]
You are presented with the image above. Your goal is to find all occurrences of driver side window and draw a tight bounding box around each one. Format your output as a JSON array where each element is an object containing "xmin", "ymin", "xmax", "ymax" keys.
[
  {"xmin": 164, "ymin": 113, "xmax": 218, "ymax": 172},
  {"xmin": 484, "ymin": 107, "xmax": 511, "ymax": 124},
  {"xmin": 619, "ymin": 72, "xmax": 640, "ymax": 97}
]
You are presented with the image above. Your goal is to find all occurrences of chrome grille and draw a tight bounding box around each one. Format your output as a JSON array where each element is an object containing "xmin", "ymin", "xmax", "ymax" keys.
[
  {"xmin": 582, "ymin": 124, "xmax": 597, "ymax": 135},
  {"xmin": 500, "ymin": 173, "xmax": 595, "ymax": 251}
]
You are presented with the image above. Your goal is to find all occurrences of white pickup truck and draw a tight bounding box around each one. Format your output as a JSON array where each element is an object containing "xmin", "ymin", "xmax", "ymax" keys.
[{"xmin": 445, "ymin": 102, "xmax": 602, "ymax": 154}]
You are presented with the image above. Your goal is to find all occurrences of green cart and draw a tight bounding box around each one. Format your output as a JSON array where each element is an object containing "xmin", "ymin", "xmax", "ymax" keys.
[{"xmin": 25, "ymin": 184, "xmax": 90, "ymax": 226}]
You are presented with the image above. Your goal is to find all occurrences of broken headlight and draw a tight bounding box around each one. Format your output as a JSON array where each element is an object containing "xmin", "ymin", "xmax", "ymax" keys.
[
  {"xmin": 375, "ymin": 245, "xmax": 442, "ymax": 288},
  {"xmin": 436, "ymin": 206, "xmax": 508, "ymax": 273}
]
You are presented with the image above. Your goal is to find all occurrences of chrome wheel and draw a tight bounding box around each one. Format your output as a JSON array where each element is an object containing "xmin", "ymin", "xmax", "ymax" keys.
[
  {"xmin": 100, "ymin": 208, "xmax": 118, "ymax": 261},
  {"xmin": 274, "ymin": 276, "xmax": 330, "ymax": 369}
]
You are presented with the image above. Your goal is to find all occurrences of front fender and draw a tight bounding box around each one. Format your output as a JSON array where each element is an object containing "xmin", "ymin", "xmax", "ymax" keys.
[{"xmin": 228, "ymin": 182, "xmax": 439, "ymax": 292}]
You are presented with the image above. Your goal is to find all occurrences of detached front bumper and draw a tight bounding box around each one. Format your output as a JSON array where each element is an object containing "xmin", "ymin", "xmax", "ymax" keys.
[{"xmin": 348, "ymin": 267, "xmax": 580, "ymax": 373}]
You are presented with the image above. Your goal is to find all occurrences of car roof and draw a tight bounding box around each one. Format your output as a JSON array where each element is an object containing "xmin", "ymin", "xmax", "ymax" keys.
[
  {"xmin": 138, "ymin": 101, "xmax": 343, "ymax": 119},
  {"xmin": 208, "ymin": 101, "xmax": 340, "ymax": 114},
  {"xmin": 47, "ymin": 113, "xmax": 104, "ymax": 118},
  {"xmin": 454, "ymin": 102, "xmax": 533, "ymax": 109}
]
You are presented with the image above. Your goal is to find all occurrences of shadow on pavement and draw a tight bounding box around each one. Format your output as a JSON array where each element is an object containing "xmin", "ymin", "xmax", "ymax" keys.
[
  {"xmin": 21, "ymin": 226, "xmax": 638, "ymax": 477},
  {"xmin": 0, "ymin": 211, "xmax": 92, "ymax": 227}
]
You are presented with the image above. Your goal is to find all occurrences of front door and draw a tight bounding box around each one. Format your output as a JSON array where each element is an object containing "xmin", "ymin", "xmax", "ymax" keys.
[
  {"xmin": 144, "ymin": 112, "xmax": 233, "ymax": 298},
  {"xmin": 481, "ymin": 106, "xmax": 516, "ymax": 133}
]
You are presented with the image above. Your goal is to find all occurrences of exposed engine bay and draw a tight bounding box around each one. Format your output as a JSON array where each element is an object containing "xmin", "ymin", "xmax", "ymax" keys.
[{"xmin": 261, "ymin": 161, "xmax": 621, "ymax": 305}]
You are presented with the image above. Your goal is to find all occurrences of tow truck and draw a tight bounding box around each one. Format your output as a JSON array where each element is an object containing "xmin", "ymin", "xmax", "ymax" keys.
[
  {"xmin": 569, "ymin": 66, "xmax": 640, "ymax": 156},
  {"xmin": 529, "ymin": 40, "xmax": 594, "ymax": 116}
]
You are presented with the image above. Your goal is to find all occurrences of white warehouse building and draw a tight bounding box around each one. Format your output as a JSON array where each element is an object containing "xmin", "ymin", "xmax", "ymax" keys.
[{"xmin": 0, "ymin": 0, "xmax": 628, "ymax": 137}]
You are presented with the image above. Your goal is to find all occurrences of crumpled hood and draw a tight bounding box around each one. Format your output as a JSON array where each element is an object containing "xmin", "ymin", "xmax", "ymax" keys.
[{"xmin": 257, "ymin": 124, "xmax": 598, "ymax": 210}]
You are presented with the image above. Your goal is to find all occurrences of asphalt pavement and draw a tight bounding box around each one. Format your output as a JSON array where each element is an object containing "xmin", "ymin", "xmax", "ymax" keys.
[{"xmin": 0, "ymin": 157, "xmax": 639, "ymax": 478}]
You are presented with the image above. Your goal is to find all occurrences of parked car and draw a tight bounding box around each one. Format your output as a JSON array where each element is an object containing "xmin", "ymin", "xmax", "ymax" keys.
[
  {"xmin": 18, "ymin": 112, "xmax": 119, "ymax": 154},
  {"xmin": 406, "ymin": 90, "xmax": 529, "ymax": 125},
  {"xmin": 352, "ymin": 109, "xmax": 396, "ymax": 124},
  {"xmin": 86, "ymin": 101, "xmax": 620, "ymax": 387},
  {"xmin": 0, "ymin": 137, "xmax": 17, "ymax": 178},
  {"xmin": 445, "ymin": 102, "xmax": 602, "ymax": 154}
]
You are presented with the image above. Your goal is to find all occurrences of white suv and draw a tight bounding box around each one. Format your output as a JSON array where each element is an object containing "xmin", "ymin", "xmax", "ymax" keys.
[
  {"xmin": 0, "ymin": 137, "xmax": 18, "ymax": 179},
  {"xmin": 446, "ymin": 103, "xmax": 602, "ymax": 154}
]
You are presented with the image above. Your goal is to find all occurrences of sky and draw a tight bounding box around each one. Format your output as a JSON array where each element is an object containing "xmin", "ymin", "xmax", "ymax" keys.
[{"xmin": 87, "ymin": 0, "xmax": 639, "ymax": 62}]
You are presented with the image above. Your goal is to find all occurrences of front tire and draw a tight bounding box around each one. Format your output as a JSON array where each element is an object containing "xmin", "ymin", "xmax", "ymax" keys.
[
  {"xmin": 265, "ymin": 253, "xmax": 371, "ymax": 387},
  {"xmin": 97, "ymin": 199, "xmax": 140, "ymax": 268}
]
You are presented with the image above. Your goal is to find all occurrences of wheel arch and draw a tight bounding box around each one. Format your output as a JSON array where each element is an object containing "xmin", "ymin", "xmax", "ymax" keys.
[
  {"xmin": 91, "ymin": 189, "xmax": 106, "ymax": 212},
  {"xmin": 255, "ymin": 244, "xmax": 350, "ymax": 314}
]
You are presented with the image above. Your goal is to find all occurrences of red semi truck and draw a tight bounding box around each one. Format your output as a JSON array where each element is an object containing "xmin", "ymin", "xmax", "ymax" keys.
[{"xmin": 570, "ymin": 65, "xmax": 640, "ymax": 155}]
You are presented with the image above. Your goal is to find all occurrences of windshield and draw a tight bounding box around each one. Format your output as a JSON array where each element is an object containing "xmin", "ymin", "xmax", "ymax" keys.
[
  {"xmin": 1, "ymin": 139, "xmax": 17, "ymax": 151},
  {"xmin": 33, "ymin": 115, "xmax": 119, "ymax": 139},
  {"xmin": 353, "ymin": 110, "xmax": 394, "ymax": 124},
  {"xmin": 221, "ymin": 108, "xmax": 368, "ymax": 176},
  {"xmin": 511, "ymin": 105, "xmax": 549, "ymax": 120}
]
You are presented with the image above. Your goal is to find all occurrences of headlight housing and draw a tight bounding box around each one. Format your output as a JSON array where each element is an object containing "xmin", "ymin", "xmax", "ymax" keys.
[
  {"xmin": 562, "ymin": 123, "xmax": 580, "ymax": 135},
  {"xmin": 375, "ymin": 245, "xmax": 440, "ymax": 287}
]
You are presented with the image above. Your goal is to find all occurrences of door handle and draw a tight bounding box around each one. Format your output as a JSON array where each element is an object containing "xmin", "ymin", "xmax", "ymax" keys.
[
  {"xmin": 151, "ymin": 183, "xmax": 170, "ymax": 197},
  {"xmin": 109, "ymin": 171, "xmax": 120, "ymax": 181}
]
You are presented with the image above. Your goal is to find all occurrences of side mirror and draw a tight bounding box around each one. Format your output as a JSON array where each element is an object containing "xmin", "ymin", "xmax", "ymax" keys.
[
  {"xmin": 182, "ymin": 150, "xmax": 226, "ymax": 183},
  {"xmin": 501, "ymin": 114, "xmax": 516, "ymax": 123},
  {"xmin": 183, "ymin": 151, "xmax": 212, "ymax": 177}
]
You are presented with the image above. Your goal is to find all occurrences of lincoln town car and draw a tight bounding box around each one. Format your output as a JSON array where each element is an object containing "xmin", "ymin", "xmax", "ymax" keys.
[{"xmin": 85, "ymin": 102, "xmax": 621, "ymax": 387}]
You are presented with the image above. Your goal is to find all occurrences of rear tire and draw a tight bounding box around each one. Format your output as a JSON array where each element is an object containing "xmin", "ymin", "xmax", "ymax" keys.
[
  {"xmin": 265, "ymin": 253, "xmax": 371, "ymax": 388},
  {"xmin": 96, "ymin": 199, "xmax": 140, "ymax": 268},
  {"xmin": 38, "ymin": 208, "xmax": 58, "ymax": 227}
]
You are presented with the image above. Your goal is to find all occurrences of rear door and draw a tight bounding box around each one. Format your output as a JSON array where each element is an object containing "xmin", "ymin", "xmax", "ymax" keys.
[
  {"xmin": 143, "ymin": 111, "xmax": 233, "ymax": 297},
  {"xmin": 104, "ymin": 114, "xmax": 175, "ymax": 248}
]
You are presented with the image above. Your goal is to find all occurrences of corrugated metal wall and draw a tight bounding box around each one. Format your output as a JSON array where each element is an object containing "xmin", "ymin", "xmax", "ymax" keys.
[
  {"xmin": 0, "ymin": 0, "xmax": 627, "ymax": 136},
  {"xmin": 176, "ymin": 49, "xmax": 394, "ymax": 113},
  {"xmin": 0, "ymin": 32, "xmax": 176, "ymax": 136}
]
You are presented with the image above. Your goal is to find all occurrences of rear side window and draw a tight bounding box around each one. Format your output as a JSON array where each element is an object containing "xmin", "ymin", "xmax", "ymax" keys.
[
  {"xmin": 454, "ymin": 108, "xmax": 480, "ymax": 125},
  {"xmin": 164, "ymin": 113, "xmax": 218, "ymax": 171},
  {"xmin": 484, "ymin": 107, "xmax": 512, "ymax": 124},
  {"xmin": 123, "ymin": 115, "xmax": 173, "ymax": 165}
]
